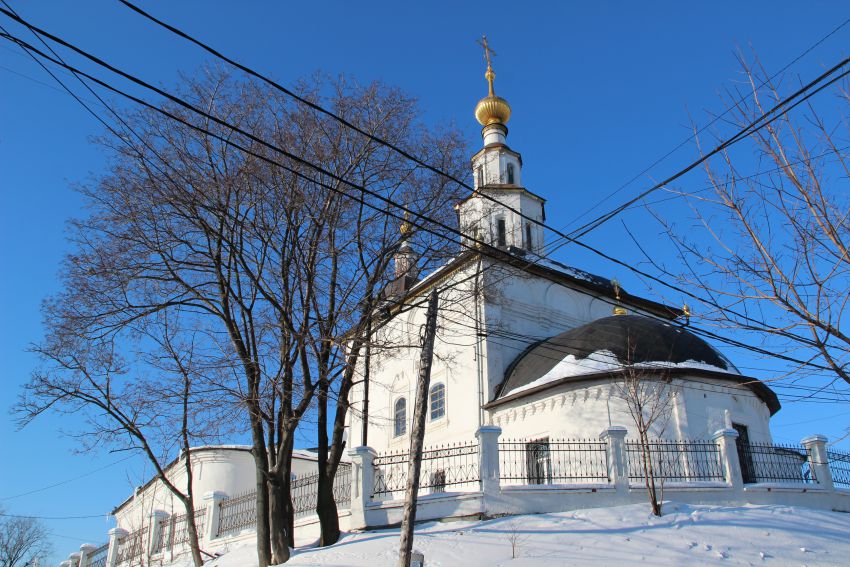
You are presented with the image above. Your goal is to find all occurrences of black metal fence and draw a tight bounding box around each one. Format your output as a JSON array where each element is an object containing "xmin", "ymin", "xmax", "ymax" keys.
[
  {"xmin": 216, "ymin": 489, "xmax": 257, "ymax": 537},
  {"xmin": 115, "ymin": 527, "xmax": 147, "ymax": 565},
  {"xmin": 828, "ymin": 450, "xmax": 850, "ymax": 488},
  {"xmin": 292, "ymin": 463, "xmax": 352, "ymax": 519},
  {"xmin": 499, "ymin": 438, "xmax": 609, "ymax": 485},
  {"xmin": 626, "ymin": 440, "xmax": 725, "ymax": 482},
  {"xmin": 739, "ymin": 442, "xmax": 814, "ymax": 484},
  {"xmin": 154, "ymin": 510, "xmax": 204, "ymax": 554},
  {"xmin": 372, "ymin": 442, "xmax": 480, "ymax": 498},
  {"xmin": 88, "ymin": 542, "xmax": 109, "ymax": 567}
]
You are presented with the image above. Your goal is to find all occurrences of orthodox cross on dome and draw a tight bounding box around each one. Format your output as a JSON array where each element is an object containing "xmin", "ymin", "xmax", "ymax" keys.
[
  {"xmin": 477, "ymin": 34, "xmax": 496, "ymax": 69},
  {"xmin": 476, "ymin": 34, "xmax": 497, "ymax": 95}
]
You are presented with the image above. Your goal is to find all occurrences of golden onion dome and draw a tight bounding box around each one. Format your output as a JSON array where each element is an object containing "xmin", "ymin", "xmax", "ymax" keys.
[
  {"xmin": 474, "ymin": 67, "xmax": 511, "ymax": 126},
  {"xmin": 399, "ymin": 211, "xmax": 413, "ymax": 237}
]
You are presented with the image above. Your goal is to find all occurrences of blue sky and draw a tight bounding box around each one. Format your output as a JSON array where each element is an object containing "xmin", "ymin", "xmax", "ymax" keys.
[{"xmin": 1, "ymin": 1, "xmax": 849, "ymax": 563}]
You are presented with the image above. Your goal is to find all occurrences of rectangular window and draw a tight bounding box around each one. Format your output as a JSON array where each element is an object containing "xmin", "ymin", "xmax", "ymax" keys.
[
  {"xmin": 525, "ymin": 223, "xmax": 533, "ymax": 251},
  {"xmin": 496, "ymin": 218, "xmax": 507, "ymax": 247},
  {"xmin": 525, "ymin": 438, "xmax": 551, "ymax": 484},
  {"xmin": 476, "ymin": 166, "xmax": 484, "ymax": 188}
]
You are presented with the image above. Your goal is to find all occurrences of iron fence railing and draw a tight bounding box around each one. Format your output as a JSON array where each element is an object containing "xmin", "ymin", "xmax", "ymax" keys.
[
  {"xmin": 88, "ymin": 542, "xmax": 109, "ymax": 567},
  {"xmin": 499, "ymin": 439, "xmax": 609, "ymax": 485},
  {"xmin": 828, "ymin": 450, "xmax": 850, "ymax": 488},
  {"xmin": 167, "ymin": 508, "xmax": 206, "ymax": 550},
  {"xmin": 292, "ymin": 463, "xmax": 352, "ymax": 519},
  {"xmin": 372, "ymin": 441, "xmax": 480, "ymax": 498},
  {"xmin": 217, "ymin": 489, "xmax": 257, "ymax": 537},
  {"xmin": 626, "ymin": 439, "xmax": 725, "ymax": 482},
  {"xmin": 115, "ymin": 527, "xmax": 147, "ymax": 565},
  {"xmin": 739, "ymin": 442, "xmax": 814, "ymax": 484}
]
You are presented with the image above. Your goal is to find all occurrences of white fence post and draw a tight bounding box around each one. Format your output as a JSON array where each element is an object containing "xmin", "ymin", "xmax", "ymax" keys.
[
  {"xmin": 147, "ymin": 511, "xmax": 168, "ymax": 557},
  {"xmin": 348, "ymin": 446, "xmax": 376, "ymax": 530},
  {"xmin": 476, "ymin": 425, "xmax": 502, "ymax": 506},
  {"xmin": 78, "ymin": 544, "xmax": 96, "ymax": 567},
  {"xmin": 712, "ymin": 428, "xmax": 743, "ymax": 491},
  {"xmin": 802, "ymin": 434, "xmax": 833, "ymax": 491},
  {"xmin": 601, "ymin": 426, "xmax": 628, "ymax": 495},
  {"xmin": 204, "ymin": 491, "xmax": 228, "ymax": 544},
  {"xmin": 105, "ymin": 527, "xmax": 127, "ymax": 567}
]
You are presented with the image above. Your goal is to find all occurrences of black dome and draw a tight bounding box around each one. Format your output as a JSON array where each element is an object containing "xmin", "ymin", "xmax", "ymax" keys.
[{"xmin": 498, "ymin": 315, "xmax": 734, "ymax": 397}]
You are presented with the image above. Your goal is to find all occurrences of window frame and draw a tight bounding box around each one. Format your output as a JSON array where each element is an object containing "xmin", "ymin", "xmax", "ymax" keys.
[
  {"xmin": 429, "ymin": 383, "xmax": 446, "ymax": 421},
  {"xmin": 393, "ymin": 397, "xmax": 407, "ymax": 437}
]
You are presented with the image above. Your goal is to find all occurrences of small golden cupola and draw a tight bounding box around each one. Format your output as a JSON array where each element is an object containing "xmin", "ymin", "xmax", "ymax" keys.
[{"xmin": 474, "ymin": 35, "xmax": 511, "ymax": 127}]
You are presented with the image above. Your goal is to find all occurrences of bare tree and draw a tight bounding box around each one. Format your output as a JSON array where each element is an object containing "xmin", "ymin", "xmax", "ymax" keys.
[
  {"xmin": 19, "ymin": 68, "xmax": 466, "ymax": 564},
  {"xmin": 18, "ymin": 313, "xmax": 219, "ymax": 567},
  {"xmin": 612, "ymin": 345, "xmax": 675, "ymax": 516},
  {"xmin": 0, "ymin": 507, "xmax": 52, "ymax": 567},
  {"xmin": 505, "ymin": 519, "xmax": 529, "ymax": 560},
  {"xmin": 648, "ymin": 54, "xmax": 850, "ymax": 392}
]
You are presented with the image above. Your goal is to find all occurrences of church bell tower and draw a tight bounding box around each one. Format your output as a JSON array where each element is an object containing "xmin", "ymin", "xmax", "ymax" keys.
[{"xmin": 457, "ymin": 36, "xmax": 546, "ymax": 253}]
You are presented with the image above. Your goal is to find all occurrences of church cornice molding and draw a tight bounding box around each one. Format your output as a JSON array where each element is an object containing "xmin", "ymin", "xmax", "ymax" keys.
[
  {"xmin": 470, "ymin": 143, "xmax": 523, "ymax": 166},
  {"xmin": 483, "ymin": 366, "xmax": 780, "ymax": 416},
  {"xmin": 456, "ymin": 185, "xmax": 546, "ymax": 207}
]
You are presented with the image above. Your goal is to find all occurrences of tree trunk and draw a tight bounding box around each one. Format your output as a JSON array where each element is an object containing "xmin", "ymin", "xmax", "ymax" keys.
[
  {"xmin": 251, "ymin": 442, "xmax": 272, "ymax": 567},
  {"xmin": 398, "ymin": 290, "xmax": 439, "ymax": 567},
  {"xmin": 184, "ymin": 501, "xmax": 204, "ymax": 567},
  {"xmin": 640, "ymin": 431, "xmax": 661, "ymax": 516},
  {"xmin": 268, "ymin": 473, "xmax": 291, "ymax": 563},
  {"xmin": 316, "ymin": 472, "xmax": 340, "ymax": 546}
]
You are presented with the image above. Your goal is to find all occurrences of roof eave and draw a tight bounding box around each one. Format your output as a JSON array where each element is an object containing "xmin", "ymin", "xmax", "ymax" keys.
[{"xmin": 484, "ymin": 367, "xmax": 780, "ymax": 416}]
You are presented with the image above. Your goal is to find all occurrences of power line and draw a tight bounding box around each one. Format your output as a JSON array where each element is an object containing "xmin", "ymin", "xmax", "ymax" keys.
[
  {"xmin": 0, "ymin": 454, "xmax": 135, "ymax": 501},
  {"xmin": 558, "ymin": 16, "xmax": 850, "ymax": 232},
  {"xmin": 1, "ymin": 14, "xmax": 845, "ymax": 385},
  {"xmin": 54, "ymin": 2, "xmax": 850, "ymax": 355},
  {"xmin": 0, "ymin": 512, "xmax": 109, "ymax": 520},
  {"xmin": 112, "ymin": 0, "xmax": 850, "ymax": 250}
]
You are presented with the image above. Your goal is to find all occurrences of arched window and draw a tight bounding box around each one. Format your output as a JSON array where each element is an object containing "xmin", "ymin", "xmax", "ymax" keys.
[
  {"xmin": 393, "ymin": 397, "xmax": 407, "ymax": 437},
  {"xmin": 476, "ymin": 166, "xmax": 484, "ymax": 188},
  {"xmin": 429, "ymin": 383, "xmax": 446, "ymax": 420},
  {"xmin": 507, "ymin": 163, "xmax": 515, "ymax": 184}
]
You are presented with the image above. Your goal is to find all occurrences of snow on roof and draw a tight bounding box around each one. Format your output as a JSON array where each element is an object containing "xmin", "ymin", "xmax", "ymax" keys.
[{"xmin": 504, "ymin": 349, "xmax": 732, "ymax": 397}]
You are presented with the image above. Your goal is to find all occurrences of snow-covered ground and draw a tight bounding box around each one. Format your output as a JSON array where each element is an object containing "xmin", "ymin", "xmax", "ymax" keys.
[{"xmin": 203, "ymin": 502, "xmax": 850, "ymax": 566}]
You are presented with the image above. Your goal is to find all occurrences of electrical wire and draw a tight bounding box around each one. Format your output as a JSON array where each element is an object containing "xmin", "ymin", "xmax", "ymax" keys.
[{"xmin": 1, "ymin": 10, "xmax": 847, "ymax": 398}]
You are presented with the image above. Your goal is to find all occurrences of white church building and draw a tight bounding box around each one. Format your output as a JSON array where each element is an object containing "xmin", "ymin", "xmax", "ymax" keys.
[
  {"xmin": 346, "ymin": 54, "xmax": 778, "ymax": 458},
  {"xmin": 58, "ymin": 49, "xmax": 849, "ymax": 567}
]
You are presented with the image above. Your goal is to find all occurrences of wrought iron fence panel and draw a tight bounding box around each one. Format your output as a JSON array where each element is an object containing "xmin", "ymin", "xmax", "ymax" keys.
[
  {"xmin": 217, "ymin": 489, "xmax": 257, "ymax": 537},
  {"xmin": 499, "ymin": 439, "xmax": 609, "ymax": 485},
  {"xmin": 739, "ymin": 442, "xmax": 814, "ymax": 483},
  {"xmin": 335, "ymin": 463, "xmax": 352, "ymax": 508},
  {"xmin": 828, "ymin": 450, "xmax": 850, "ymax": 488},
  {"xmin": 626, "ymin": 440, "xmax": 724, "ymax": 482},
  {"xmin": 88, "ymin": 542, "xmax": 109, "ymax": 567},
  {"xmin": 115, "ymin": 527, "xmax": 147, "ymax": 565},
  {"xmin": 166, "ymin": 508, "xmax": 206, "ymax": 550},
  {"xmin": 372, "ymin": 441, "xmax": 480, "ymax": 497},
  {"xmin": 291, "ymin": 463, "xmax": 352, "ymax": 520}
]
